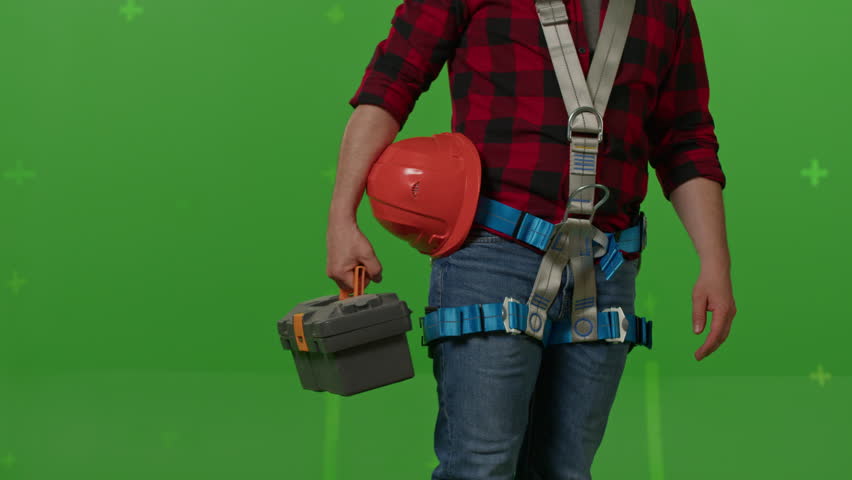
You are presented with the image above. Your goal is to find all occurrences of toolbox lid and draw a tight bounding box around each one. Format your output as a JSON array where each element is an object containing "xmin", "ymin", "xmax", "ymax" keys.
[{"xmin": 279, "ymin": 293, "xmax": 411, "ymax": 340}]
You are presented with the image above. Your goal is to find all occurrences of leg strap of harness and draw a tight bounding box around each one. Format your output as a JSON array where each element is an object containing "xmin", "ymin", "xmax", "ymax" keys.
[{"xmin": 420, "ymin": 300, "xmax": 652, "ymax": 349}]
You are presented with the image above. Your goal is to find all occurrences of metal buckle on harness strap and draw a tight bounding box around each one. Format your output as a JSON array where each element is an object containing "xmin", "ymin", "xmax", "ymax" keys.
[
  {"xmin": 502, "ymin": 297, "xmax": 525, "ymax": 335},
  {"xmin": 568, "ymin": 106, "xmax": 604, "ymax": 143},
  {"xmin": 603, "ymin": 307, "xmax": 629, "ymax": 344}
]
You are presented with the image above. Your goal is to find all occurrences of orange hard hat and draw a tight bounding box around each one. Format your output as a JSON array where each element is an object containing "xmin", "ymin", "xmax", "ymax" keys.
[{"xmin": 366, "ymin": 132, "xmax": 482, "ymax": 258}]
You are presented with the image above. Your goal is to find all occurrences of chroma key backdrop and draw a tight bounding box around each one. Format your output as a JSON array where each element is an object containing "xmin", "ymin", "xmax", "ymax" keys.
[{"xmin": 1, "ymin": 0, "xmax": 851, "ymax": 478}]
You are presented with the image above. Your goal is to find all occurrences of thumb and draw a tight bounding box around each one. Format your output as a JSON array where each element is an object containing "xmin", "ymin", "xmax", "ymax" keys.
[
  {"xmin": 692, "ymin": 291, "xmax": 708, "ymax": 334},
  {"xmin": 360, "ymin": 255, "xmax": 383, "ymax": 284}
]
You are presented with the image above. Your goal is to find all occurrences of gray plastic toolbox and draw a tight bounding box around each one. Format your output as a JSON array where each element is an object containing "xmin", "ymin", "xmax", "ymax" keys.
[{"xmin": 279, "ymin": 292, "xmax": 415, "ymax": 396}]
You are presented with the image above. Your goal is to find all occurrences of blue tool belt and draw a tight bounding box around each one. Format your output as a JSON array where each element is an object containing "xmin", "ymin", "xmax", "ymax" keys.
[{"xmin": 420, "ymin": 197, "xmax": 652, "ymax": 349}]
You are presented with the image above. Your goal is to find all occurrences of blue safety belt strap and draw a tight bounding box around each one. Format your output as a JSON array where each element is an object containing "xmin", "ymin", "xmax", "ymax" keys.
[
  {"xmin": 421, "ymin": 300, "xmax": 652, "ymax": 349},
  {"xmin": 473, "ymin": 198, "xmax": 555, "ymax": 250},
  {"xmin": 473, "ymin": 196, "xmax": 645, "ymax": 280},
  {"xmin": 474, "ymin": 196, "xmax": 643, "ymax": 253}
]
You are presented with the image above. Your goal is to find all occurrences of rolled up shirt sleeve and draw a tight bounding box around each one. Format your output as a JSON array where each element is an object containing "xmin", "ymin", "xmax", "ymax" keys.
[
  {"xmin": 646, "ymin": 0, "xmax": 727, "ymax": 200},
  {"xmin": 349, "ymin": 0, "xmax": 467, "ymax": 130}
]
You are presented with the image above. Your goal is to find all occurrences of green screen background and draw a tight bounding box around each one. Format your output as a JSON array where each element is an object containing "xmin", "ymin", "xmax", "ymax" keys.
[{"xmin": 1, "ymin": 0, "xmax": 850, "ymax": 478}]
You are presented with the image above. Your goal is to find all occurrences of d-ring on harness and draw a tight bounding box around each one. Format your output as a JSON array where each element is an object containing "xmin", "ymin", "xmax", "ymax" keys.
[{"xmin": 422, "ymin": 0, "xmax": 652, "ymax": 349}]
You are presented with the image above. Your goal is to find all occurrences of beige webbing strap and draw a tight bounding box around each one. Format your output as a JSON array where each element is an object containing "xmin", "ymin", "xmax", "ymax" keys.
[
  {"xmin": 523, "ymin": 0, "xmax": 635, "ymax": 342},
  {"xmin": 535, "ymin": 0, "xmax": 636, "ymax": 216}
]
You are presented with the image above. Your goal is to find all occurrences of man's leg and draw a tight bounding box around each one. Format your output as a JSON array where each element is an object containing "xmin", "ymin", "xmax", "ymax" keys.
[
  {"xmin": 515, "ymin": 258, "xmax": 639, "ymax": 480},
  {"xmin": 516, "ymin": 341, "xmax": 631, "ymax": 479},
  {"xmin": 430, "ymin": 333, "xmax": 542, "ymax": 480},
  {"xmin": 427, "ymin": 231, "xmax": 561, "ymax": 480}
]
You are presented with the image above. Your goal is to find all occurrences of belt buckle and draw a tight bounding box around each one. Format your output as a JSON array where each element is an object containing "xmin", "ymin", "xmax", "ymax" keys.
[{"xmin": 603, "ymin": 307, "xmax": 629, "ymax": 344}]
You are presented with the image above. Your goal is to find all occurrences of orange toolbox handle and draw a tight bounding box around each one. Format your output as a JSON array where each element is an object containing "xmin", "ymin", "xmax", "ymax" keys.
[
  {"xmin": 293, "ymin": 266, "xmax": 368, "ymax": 353},
  {"xmin": 338, "ymin": 265, "xmax": 367, "ymax": 300}
]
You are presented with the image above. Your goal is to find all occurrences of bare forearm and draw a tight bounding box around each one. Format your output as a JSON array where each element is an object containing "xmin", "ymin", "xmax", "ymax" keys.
[
  {"xmin": 669, "ymin": 177, "xmax": 731, "ymax": 272},
  {"xmin": 328, "ymin": 105, "xmax": 401, "ymax": 225}
]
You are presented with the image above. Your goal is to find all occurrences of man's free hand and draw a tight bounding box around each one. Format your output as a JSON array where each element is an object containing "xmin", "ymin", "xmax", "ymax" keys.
[{"xmin": 692, "ymin": 264, "xmax": 736, "ymax": 361}]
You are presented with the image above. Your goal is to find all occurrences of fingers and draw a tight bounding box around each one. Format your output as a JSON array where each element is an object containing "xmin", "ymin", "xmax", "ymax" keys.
[
  {"xmin": 326, "ymin": 225, "xmax": 382, "ymax": 293},
  {"xmin": 692, "ymin": 292, "xmax": 708, "ymax": 335},
  {"xmin": 327, "ymin": 259, "xmax": 383, "ymax": 295},
  {"xmin": 695, "ymin": 318, "xmax": 721, "ymax": 361},
  {"xmin": 695, "ymin": 306, "xmax": 735, "ymax": 361},
  {"xmin": 328, "ymin": 268, "xmax": 354, "ymax": 293},
  {"xmin": 361, "ymin": 254, "xmax": 383, "ymax": 284},
  {"xmin": 719, "ymin": 302, "xmax": 736, "ymax": 343},
  {"xmin": 326, "ymin": 263, "xmax": 357, "ymax": 292}
]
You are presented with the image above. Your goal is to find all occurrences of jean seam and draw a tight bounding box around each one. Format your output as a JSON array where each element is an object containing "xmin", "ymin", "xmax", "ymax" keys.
[
  {"xmin": 438, "ymin": 343, "xmax": 454, "ymax": 478},
  {"xmin": 436, "ymin": 261, "xmax": 444, "ymax": 309},
  {"xmin": 435, "ymin": 262, "xmax": 453, "ymax": 477}
]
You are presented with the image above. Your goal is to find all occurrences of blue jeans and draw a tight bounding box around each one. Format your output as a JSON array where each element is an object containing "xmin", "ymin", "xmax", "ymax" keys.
[{"xmin": 427, "ymin": 228, "xmax": 640, "ymax": 480}]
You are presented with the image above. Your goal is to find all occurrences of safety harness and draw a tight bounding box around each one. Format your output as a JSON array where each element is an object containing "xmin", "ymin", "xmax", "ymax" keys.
[{"xmin": 421, "ymin": 0, "xmax": 653, "ymax": 350}]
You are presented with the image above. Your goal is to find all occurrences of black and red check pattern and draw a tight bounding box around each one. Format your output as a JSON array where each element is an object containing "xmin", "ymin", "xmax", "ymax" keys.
[{"xmin": 350, "ymin": 0, "xmax": 726, "ymax": 257}]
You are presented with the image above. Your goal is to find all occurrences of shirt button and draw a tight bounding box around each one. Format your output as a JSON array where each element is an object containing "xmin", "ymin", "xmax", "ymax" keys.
[{"xmin": 579, "ymin": 47, "xmax": 587, "ymax": 54}]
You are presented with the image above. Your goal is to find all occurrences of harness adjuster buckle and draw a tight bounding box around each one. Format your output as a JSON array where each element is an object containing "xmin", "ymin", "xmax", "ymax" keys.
[
  {"xmin": 603, "ymin": 307, "xmax": 629, "ymax": 344},
  {"xmin": 537, "ymin": 4, "xmax": 569, "ymax": 27},
  {"xmin": 502, "ymin": 297, "xmax": 524, "ymax": 335}
]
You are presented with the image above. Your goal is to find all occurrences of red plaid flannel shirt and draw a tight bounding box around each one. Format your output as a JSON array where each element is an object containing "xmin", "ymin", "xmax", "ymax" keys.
[{"xmin": 350, "ymin": 0, "xmax": 726, "ymax": 258}]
